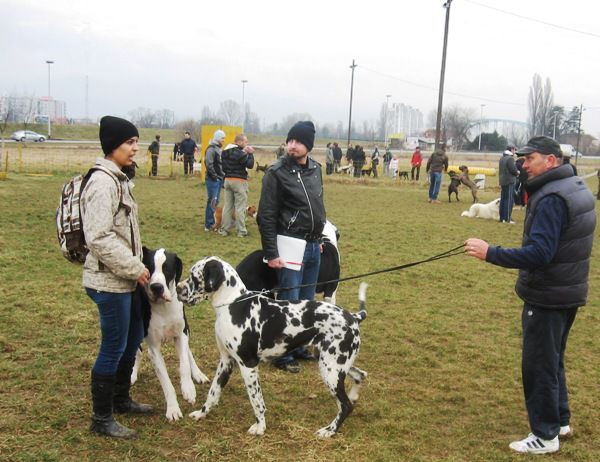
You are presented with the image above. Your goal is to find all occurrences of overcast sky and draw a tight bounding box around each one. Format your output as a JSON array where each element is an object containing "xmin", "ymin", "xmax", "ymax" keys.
[{"xmin": 2, "ymin": 0, "xmax": 599, "ymax": 137}]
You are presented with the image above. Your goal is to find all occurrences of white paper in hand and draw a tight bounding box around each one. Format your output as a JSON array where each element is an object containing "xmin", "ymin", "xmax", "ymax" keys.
[{"xmin": 276, "ymin": 235, "xmax": 306, "ymax": 271}]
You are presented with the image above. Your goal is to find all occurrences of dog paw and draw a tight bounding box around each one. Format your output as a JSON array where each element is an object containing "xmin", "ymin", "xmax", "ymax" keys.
[
  {"xmin": 193, "ymin": 370, "xmax": 210, "ymax": 384},
  {"xmin": 247, "ymin": 422, "xmax": 265, "ymax": 436},
  {"xmin": 181, "ymin": 381, "xmax": 197, "ymax": 404},
  {"xmin": 165, "ymin": 406, "xmax": 183, "ymax": 421},
  {"xmin": 130, "ymin": 372, "xmax": 138, "ymax": 385},
  {"xmin": 189, "ymin": 407, "xmax": 208, "ymax": 420},
  {"xmin": 316, "ymin": 426, "xmax": 336, "ymax": 438}
]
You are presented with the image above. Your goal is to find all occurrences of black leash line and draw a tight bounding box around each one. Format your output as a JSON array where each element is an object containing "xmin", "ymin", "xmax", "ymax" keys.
[
  {"xmin": 277, "ymin": 243, "xmax": 466, "ymax": 293},
  {"xmin": 224, "ymin": 244, "xmax": 466, "ymax": 306}
]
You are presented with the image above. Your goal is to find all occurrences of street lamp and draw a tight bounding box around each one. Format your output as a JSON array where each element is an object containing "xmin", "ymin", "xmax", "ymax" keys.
[
  {"xmin": 384, "ymin": 94, "xmax": 391, "ymax": 146},
  {"xmin": 478, "ymin": 104, "xmax": 485, "ymax": 151},
  {"xmin": 549, "ymin": 110, "xmax": 559, "ymax": 139},
  {"xmin": 347, "ymin": 59, "xmax": 357, "ymax": 148},
  {"xmin": 241, "ymin": 79, "xmax": 248, "ymax": 130},
  {"xmin": 46, "ymin": 60, "xmax": 54, "ymax": 138}
]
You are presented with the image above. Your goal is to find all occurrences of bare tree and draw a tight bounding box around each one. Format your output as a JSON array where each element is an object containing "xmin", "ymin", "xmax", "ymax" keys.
[
  {"xmin": 280, "ymin": 113, "xmax": 312, "ymax": 135},
  {"xmin": 218, "ymin": 100, "xmax": 242, "ymax": 125},
  {"xmin": 155, "ymin": 109, "xmax": 175, "ymax": 129},
  {"xmin": 527, "ymin": 74, "xmax": 554, "ymax": 137},
  {"xmin": 0, "ymin": 96, "xmax": 17, "ymax": 166},
  {"xmin": 441, "ymin": 104, "xmax": 475, "ymax": 150},
  {"xmin": 128, "ymin": 107, "xmax": 156, "ymax": 128}
]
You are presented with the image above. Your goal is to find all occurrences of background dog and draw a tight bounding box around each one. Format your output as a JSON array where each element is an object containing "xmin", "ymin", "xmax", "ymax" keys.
[
  {"xmin": 214, "ymin": 205, "xmax": 257, "ymax": 231},
  {"xmin": 255, "ymin": 162, "xmax": 269, "ymax": 174},
  {"xmin": 458, "ymin": 165, "xmax": 478, "ymax": 203},
  {"xmin": 461, "ymin": 198, "xmax": 500, "ymax": 220},
  {"xmin": 134, "ymin": 247, "xmax": 210, "ymax": 420},
  {"xmin": 235, "ymin": 220, "xmax": 340, "ymax": 303},
  {"xmin": 447, "ymin": 171, "xmax": 461, "ymax": 202},
  {"xmin": 177, "ymin": 256, "xmax": 368, "ymax": 437},
  {"xmin": 398, "ymin": 171, "xmax": 409, "ymax": 180}
]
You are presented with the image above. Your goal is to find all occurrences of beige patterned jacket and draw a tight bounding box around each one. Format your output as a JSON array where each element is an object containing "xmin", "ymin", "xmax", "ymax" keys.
[{"xmin": 81, "ymin": 157, "xmax": 145, "ymax": 292}]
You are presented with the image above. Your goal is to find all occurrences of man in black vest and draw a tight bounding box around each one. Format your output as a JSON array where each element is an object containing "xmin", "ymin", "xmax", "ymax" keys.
[{"xmin": 464, "ymin": 136, "xmax": 596, "ymax": 455}]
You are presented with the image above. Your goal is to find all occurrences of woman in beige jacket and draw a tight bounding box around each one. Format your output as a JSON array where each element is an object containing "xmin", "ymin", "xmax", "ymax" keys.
[{"xmin": 81, "ymin": 116, "xmax": 152, "ymax": 439}]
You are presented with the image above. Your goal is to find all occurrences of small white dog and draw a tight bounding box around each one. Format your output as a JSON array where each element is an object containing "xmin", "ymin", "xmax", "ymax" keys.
[{"xmin": 461, "ymin": 198, "xmax": 500, "ymax": 220}]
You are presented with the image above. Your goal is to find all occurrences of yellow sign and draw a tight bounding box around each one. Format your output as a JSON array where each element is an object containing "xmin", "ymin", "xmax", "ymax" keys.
[{"xmin": 200, "ymin": 125, "xmax": 242, "ymax": 182}]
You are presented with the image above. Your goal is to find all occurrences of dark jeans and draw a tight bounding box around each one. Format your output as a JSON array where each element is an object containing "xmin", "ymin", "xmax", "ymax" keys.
[
  {"xmin": 372, "ymin": 162, "xmax": 378, "ymax": 177},
  {"xmin": 151, "ymin": 155, "xmax": 158, "ymax": 176},
  {"xmin": 204, "ymin": 178, "xmax": 222, "ymax": 230},
  {"xmin": 353, "ymin": 161, "xmax": 364, "ymax": 177},
  {"xmin": 86, "ymin": 288, "xmax": 144, "ymax": 375},
  {"xmin": 272, "ymin": 241, "xmax": 321, "ymax": 367},
  {"xmin": 521, "ymin": 304, "xmax": 577, "ymax": 440},
  {"xmin": 326, "ymin": 163, "xmax": 334, "ymax": 175},
  {"xmin": 411, "ymin": 165, "xmax": 421, "ymax": 180},
  {"xmin": 183, "ymin": 155, "xmax": 194, "ymax": 175},
  {"xmin": 500, "ymin": 183, "xmax": 516, "ymax": 222}
]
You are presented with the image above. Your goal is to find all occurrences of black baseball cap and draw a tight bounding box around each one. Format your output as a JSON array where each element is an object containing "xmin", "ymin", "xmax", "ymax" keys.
[{"xmin": 516, "ymin": 136, "xmax": 562, "ymax": 157}]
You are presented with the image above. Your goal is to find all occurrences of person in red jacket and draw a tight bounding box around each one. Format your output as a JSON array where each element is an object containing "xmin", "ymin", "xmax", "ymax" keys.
[{"xmin": 410, "ymin": 146, "xmax": 423, "ymax": 181}]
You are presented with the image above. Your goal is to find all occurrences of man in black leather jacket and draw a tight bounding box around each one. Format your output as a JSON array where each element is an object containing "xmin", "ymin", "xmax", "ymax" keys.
[{"xmin": 257, "ymin": 120, "xmax": 326, "ymax": 373}]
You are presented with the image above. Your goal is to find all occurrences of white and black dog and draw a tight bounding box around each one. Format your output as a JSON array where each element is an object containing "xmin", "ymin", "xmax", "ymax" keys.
[
  {"xmin": 177, "ymin": 256, "xmax": 368, "ymax": 437},
  {"xmin": 235, "ymin": 220, "xmax": 341, "ymax": 304},
  {"xmin": 134, "ymin": 247, "xmax": 210, "ymax": 420}
]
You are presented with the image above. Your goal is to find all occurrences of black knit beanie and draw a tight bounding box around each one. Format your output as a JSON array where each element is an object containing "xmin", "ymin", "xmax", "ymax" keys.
[
  {"xmin": 99, "ymin": 116, "xmax": 140, "ymax": 155},
  {"xmin": 286, "ymin": 121, "xmax": 315, "ymax": 152}
]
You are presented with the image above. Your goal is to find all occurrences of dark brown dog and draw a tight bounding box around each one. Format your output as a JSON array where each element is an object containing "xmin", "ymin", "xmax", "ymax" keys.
[
  {"xmin": 398, "ymin": 171, "xmax": 409, "ymax": 180},
  {"xmin": 458, "ymin": 165, "xmax": 478, "ymax": 203},
  {"xmin": 448, "ymin": 171, "xmax": 461, "ymax": 202},
  {"xmin": 255, "ymin": 162, "xmax": 269, "ymax": 174}
]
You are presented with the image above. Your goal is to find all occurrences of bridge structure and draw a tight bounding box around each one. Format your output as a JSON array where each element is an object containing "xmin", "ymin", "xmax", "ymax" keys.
[{"xmin": 468, "ymin": 118, "xmax": 529, "ymax": 141}]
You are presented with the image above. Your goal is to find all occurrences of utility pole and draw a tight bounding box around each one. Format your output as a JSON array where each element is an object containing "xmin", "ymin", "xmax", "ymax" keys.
[
  {"xmin": 434, "ymin": 0, "xmax": 453, "ymax": 150},
  {"xmin": 347, "ymin": 59, "xmax": 357, "ymax": 149},
  {"xmin": 575, "ymin": 104, "xmax": 583, "ymax": 167}
]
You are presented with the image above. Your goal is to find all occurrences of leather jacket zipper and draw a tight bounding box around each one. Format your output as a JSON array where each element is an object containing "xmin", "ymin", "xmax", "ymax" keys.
[{"xmin": 297, "ymin": 170, "xmax": 314, "ymax": 233}]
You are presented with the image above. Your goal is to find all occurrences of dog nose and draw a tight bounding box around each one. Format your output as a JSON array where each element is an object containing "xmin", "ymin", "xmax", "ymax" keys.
[{"xmin": 150, "ymin": 283, "xmax": 164, "ymax": 296}]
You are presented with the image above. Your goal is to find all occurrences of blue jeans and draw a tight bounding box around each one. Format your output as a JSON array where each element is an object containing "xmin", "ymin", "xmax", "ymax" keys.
[
  {"xmin": 428, "ymin": 171, "xmax": 442, "ymax": 200},
  {"xmin": 273, "ymin": 241, "xmax": 321, "ymax": 367},
  {"xmin": 204, "ymin": 178, "xmax": 222, "ymax": 229},
  {"xmin": 86, "ymin": 288, "xmax": 144, "ymax": 376},
  {"xmin": 500, "ymin": 183, "xmax": 516, "ymax": 222}
]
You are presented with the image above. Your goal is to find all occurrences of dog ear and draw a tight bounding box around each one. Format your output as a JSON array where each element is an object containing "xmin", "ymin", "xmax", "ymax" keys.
[
  {"xmin": 203, "ymin": 260, "xmax": 226, "ymax": 292},
  {"xmin": 175, "ymin": 256, "xmax": 183, "ymax": 285}
]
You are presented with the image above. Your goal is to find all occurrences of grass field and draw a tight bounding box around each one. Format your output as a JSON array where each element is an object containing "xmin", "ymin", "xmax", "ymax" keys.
[{"xmin": 1, "ymin": 149, "xmax": 600, "ymax": 462}]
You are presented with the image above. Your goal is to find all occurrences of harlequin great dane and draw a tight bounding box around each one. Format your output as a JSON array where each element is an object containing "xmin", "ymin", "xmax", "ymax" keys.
[
  {"xmin": 176, "ymin": 256, "xmax": 368, "ymax": 437},
  {"xmin": 133, "ymin": 247, "xmax": 210, "ymax": 420}
]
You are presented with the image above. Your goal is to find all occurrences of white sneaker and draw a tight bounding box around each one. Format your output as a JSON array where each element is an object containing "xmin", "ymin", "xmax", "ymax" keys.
[
  {"xmin": 509, "ymin": 433, "xmax": 559, "ymax": 454},
  {"xmin": 559, "ymin": 425, "xmax": 572, "ymax": 438}
]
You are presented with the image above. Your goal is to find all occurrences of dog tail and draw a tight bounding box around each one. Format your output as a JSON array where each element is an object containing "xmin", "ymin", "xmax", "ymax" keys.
[{"xmin": 354, "ymin": 282, "xmax": 368, "ymax": 323}]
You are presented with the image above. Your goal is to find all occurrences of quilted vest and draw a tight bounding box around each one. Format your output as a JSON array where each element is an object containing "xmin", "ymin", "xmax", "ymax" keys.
[{"xmin": 515, "ymin": 164, "xmax": 596, "ymax": 309}]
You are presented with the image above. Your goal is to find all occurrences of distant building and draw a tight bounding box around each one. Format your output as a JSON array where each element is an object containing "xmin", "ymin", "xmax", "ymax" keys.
[
  {"xmin": 390, "ymin": 103, "xmax": 423, "ymax": 137},
  {"xmin": 0, "ymin": 95, "xmax": 67, "ymax": 124}
]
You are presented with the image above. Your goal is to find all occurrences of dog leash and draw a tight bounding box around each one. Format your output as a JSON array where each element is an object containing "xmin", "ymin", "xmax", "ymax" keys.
[
  {"xmin": 277, "ymin": 243, "xmax": 466, "ymax": 293},
  {"xmin": 225, "ymin": 244, "xmax": 466, "ymax": 306}
]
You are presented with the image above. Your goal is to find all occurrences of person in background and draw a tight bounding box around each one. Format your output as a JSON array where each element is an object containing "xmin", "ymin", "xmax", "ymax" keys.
[
  {"xmin": 465, "ymin": 135, "xmax": 596, "ymax": 455},
  {"xmin": 425, "ymin": 143, "xmax": 449, "ymax": 203},
  {"xmin": 561, "ymin": 154, "xmax": 577, "ymax": 176},
  {"xmin": 148, "ymin": 135, "xmax": 160, "ymax": 176},
  {"xmin": 499, "ymin": 144, "xmax": 519, "ymax": 223},
  {"xmin": 257, "ymin": 121, "xmax": 325, "ymax": 373},
  {"xmin": 180, "ymin": 131, "xmax": 198, "ymax": 175},
  {"xmin": 410, "ymin": 146, "xmax": 423, "ymax": 181},
  {"xmin": 325, "ymin": 142, "xmax": 334, "ymax": 175},
  {"xmin": 515, "ymin": 156, "xmax": 528, "ymax": 207},
  {"xmin": 382, "ymin": 147, "xmax": 392, "ymax": 177},
  {"xmin": 275, "ymin": 143, "xmax": 286, "ymax": 159},
  {"xmin": 389, "ymin": 154, "xmax": 399, "ymax": 179},
  {"xmin": 353, "ymin": 144, "xmax": 365, "ymax": 178},
  {"xmin": 81, "ymin": 116, "xmax": 153, "ymax": 439},
  {"xmin": 332, "ymin": 142, "xmax": 343, "ymax": 173},
  {"xmin": 371, "ymin": 146, "xmax": 380, "ymax": 178},
  {"xmin": 219, "ymin": 133, "xmax": 255, "ymax": 237},
  {"xmin": 203, "ymin": 129, "xmax": 225, "ymax": 232}
]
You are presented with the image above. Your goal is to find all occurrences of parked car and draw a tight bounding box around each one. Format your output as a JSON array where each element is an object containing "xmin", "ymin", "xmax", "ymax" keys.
[{"xmin": 10, "ymin": 130, "xmax": 46, "ymax": 142}]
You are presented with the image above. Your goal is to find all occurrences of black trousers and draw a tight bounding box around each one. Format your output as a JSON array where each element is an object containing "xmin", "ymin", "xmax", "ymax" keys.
[
  {"xmin": 183, "ymin": 155, "xmax": 194, "ymax": 175},
  {"xmin": 521, "ymin": 303, "xmax": 578, "ymax": 440},
  {"xmin": 411, "ymin": 165, "xmax": 421, "ymax": 180},
  {"xmin": 151, "ymin": 155, "xmax": 158, "ymax": 176}
]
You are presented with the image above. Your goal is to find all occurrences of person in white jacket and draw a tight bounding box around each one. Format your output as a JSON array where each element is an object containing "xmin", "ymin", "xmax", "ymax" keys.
[{"xmin": 81, "ymin": 116, "xmax": 152, "ymax": 439}]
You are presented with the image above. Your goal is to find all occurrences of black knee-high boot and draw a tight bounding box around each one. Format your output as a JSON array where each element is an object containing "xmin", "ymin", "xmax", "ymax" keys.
[
  {"xmin": 90, "ymin": 372, "xmax": 137, "ymax": 439},
  {"xmin": 113, "ymin": 358, "xmax": 154, "ymax": 414}
]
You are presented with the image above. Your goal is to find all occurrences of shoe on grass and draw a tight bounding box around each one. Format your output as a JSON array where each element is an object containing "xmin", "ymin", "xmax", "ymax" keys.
[
  {"xmin": 559, "ymin": 425, "xmax": 572, "ymax": 438},
  {"xmin": 273, "ymin": 360, "xmax": 301, "ymax": 373},
  {"xmin": 509, "ymin": 433, "xmax": 559, "ymax": 454}
]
